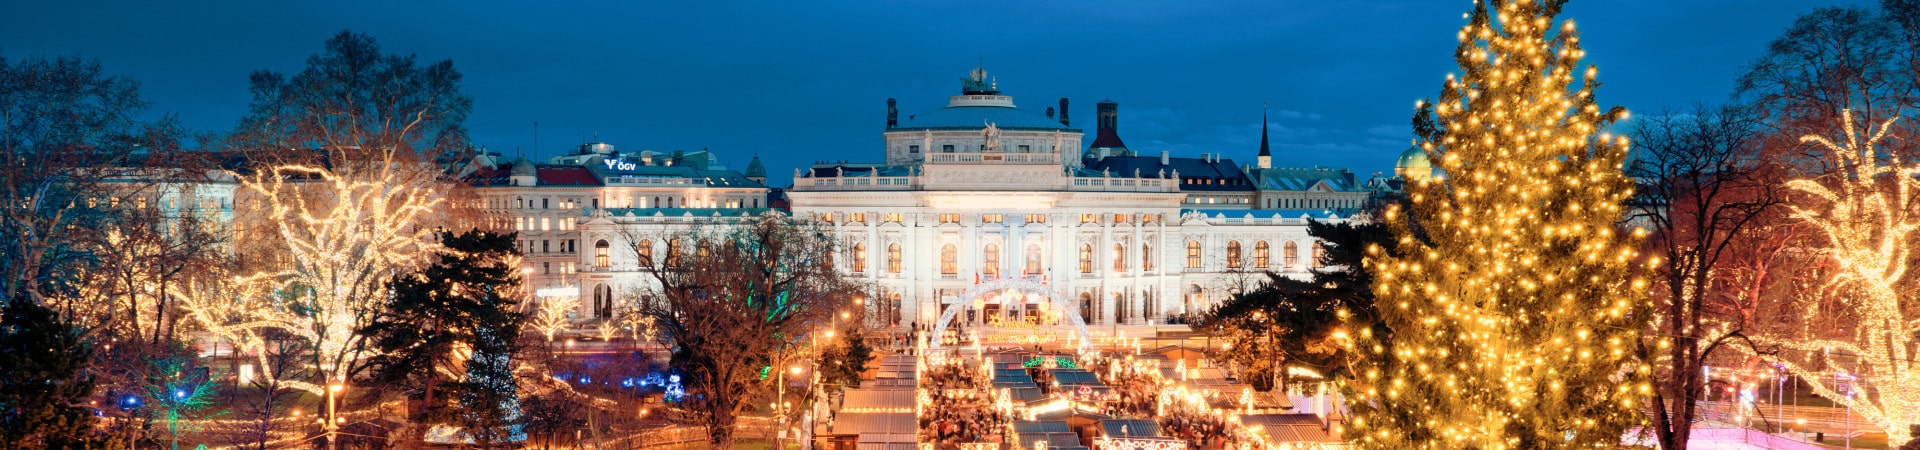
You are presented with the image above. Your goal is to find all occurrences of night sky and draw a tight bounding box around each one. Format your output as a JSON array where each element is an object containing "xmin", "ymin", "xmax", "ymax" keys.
[{"xmin": 1, "ymin": 1, "xmax": 1868, "ymax": 185}]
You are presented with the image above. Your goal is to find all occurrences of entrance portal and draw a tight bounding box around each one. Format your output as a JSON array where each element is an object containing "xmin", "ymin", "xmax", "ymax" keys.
[{"xmin": 928, "ymin": 277, "xmax": 1093, "ymax": 353}]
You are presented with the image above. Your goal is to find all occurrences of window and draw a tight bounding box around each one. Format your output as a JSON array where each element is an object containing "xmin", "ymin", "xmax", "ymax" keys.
[
  {"xmin": 1079, "ymin": 244, "xmax": 1094, "ymax": 274},
  {"xmin": 887, "ymin": 243, "xmax": 903, "ymax": 274},
  {"xmin": 1255, "ymin": 241, "xmax": 1271, "ymax": 268},
  {"xmin": 942, "ymin": 144, "xmax": 955, "ymax": 153},
  {"xmin": 850, "ymin": 213, "xmax": 866, "ymax": 223},
  {"xmin": 697, "ymin": 239, "xmax": 713, "ymax": 259},
  {"xmin": 637, "ymin": 240, "xmax": 653, "ymax": 266},
  {"xmin": 1024, "ymin": 244, "xmax": 1043, "ymax": 275},
  {"xmin": 1142, "ymin": 243, "xmax": 1153, "ymax": 271},
  {"xmin": 1025, "ymin": 214, "xmax": 1046, "ymax": 224},
  {"xmin": 940, "ymin": 244, "xmax": 958, "ymax": 275},
  {"xmin": 595, "ymin": 240, "xmax": 611, "ymax": 268},
  {"xmin": 1080, "ymin": 214, "xmax": 1097, "ymax": 224},
  {"xmin": 542, "ymin": 198, "xmax": 549, "ymax": 209},
  {"xmin": 667, "ymin": 240, "xmax": 684, "ymax": 268},
  {"xmin": 1112, "ymin": 213, "xmax": 1128, "ymax": 224},
  {"xmin": 939, "ymin": 213, "xmax": 961, "ymax": 224},
  {"xmin": 982, "ymin": 243, "xmax": 1000, "ymax": 277},
  {"xmin": 909, "ymin": 144, "xmax": 921, "ymax": 153},
  {"xmin": 1186, "ymin": 241, "xmax": 1202, "ymax": 269},
  {"xmin": 1113, "ymin": 243, "xmax": 1127, "ymax": 272},
  {"xmin": 1284, "ymin": 241, "xmax": 1299, "ymax": 269},
  {"xmin": 818, "ymin": 212, "xmax": 835, "ymax": 223},
  {"xmin": 884, "ymin": 213, "xmax": 902, "ymax": 223},
  {"xmin": 852, "ymin": 242, "xmax": 867, "ymax": 272},
  {"xmin": 542, "ymin": 240, "xmax": 550, "ymax": 253},
  {"xmin": 983, "ymin": 214, "xmax": 1003, "ymax": 224},
  {"xmin": 1226, "ymin": 241, "xmax": 1243, "ymax": 269},
  {"xmin": 1017, "ymin": 144, "xmax": 1030, "ymax": 152},
  {"xmin": 1312, "ymin": 241, "xmax": 1326, "ymax": 269}
]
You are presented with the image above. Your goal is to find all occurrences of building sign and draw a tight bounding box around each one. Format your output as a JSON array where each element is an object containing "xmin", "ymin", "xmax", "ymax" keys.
[{"xmin": 604, "ymin": 159, "xmax": 637, "ymax": 171}]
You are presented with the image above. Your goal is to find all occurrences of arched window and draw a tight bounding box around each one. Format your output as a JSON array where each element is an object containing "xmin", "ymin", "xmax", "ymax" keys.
[
  {"xmin": 1284, "ymin": 241, "xmax": 1299, "ymax": 269},
  {"xmin": 1079, "ymin": 244, "xmax": 1094, "ymax": 274},
  {"xmin": 1024, "ymin": 244, "xmax": 1042, "ymax": 275},
  {"xmin": 887, "ymin": 243, "xmax": 903, "ymax": 274},
  {"xmin": 852, "ymin": 242, "xmax": 867, "ymax": 273},
  {"xmin": 1142, "ymin": 243, "xmax": 1153, "ymax": 272},
  {"xmin": 1226, "ymin": 241, "xmax": 1242, "ymax": 269},
  {"xmin": 637, "ymin": 239, "xmax": 653, "ymax": 266},
  {"xmin": 1255, "ymin": 241, "xmax": 1270, "ymax": 268},
  {"xmin": 595, "ymin": 240, "xmax": 611, "ymax": 268},
  {"xmin": 697, "ymin": 239, "xmax": 713, "ymax": 259},
  {"xmin": 982, "ymin": 243, "xmax": 999, "ymax": 277},
  {"xmin": 940, "ymin": 244, "xmax": 958, "ymax": 275},
  {"xmin": 666, "ymin": 240, "xmax": 684, "ymax": 268},
  {"xmin": 1113, "ymin": 243, "xmax": 1127, "ymax": 272},
  {"xmin": 1312, "ymin": 241, "xmax": 1327, "ymax": 269},
  {"xmin": 593, "ymin": 284, "xmax": 613, "ymax": 318},
  {"xmin": 1185, "ymin": 241, "xmax": 1202, "ymax": 269}
]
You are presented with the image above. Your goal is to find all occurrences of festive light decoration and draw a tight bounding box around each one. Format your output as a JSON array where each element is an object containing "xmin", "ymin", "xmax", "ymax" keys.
[
  {"xmin": 182, "ymin": 161, "xmax": 443, "ymax": 395},
  {"xmin": 1756, "ymin": 111, "xmax": 1920, "ymax": 445},
  {"xmin": 530, "ymin": 295, "xmax": 582, "ymax": 342},
  {"xmin": 1345, "ymin": 1, "xmax": 1651, "ymax": 447}
]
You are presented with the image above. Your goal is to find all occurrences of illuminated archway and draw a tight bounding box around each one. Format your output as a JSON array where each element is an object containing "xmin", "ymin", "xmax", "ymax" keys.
[{"xmin": 929, "ymin": 277, "xmax": 1093, "ymax": 353}]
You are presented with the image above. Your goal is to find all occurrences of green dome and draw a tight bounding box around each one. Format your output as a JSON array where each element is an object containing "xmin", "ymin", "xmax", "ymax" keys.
[
  {"xmin": 1395, "ymin": 146, "xmax": 1430, "ymax": 169},
  {"xmin": 1396, "ymin": 146, "xmax": 1434, "ymax": 181}
]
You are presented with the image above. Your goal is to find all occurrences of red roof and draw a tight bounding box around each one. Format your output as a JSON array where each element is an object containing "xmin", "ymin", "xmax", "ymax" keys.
[{"xmin": 537, "ymin": 166, "xmax": 601, "ymax": 186}]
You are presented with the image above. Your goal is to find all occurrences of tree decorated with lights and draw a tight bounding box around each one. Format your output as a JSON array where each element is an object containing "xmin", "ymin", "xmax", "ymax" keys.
[
  {"xmin": 1345, "ymin": 1, "xmax": 1651, "ymax": 447},
  {"xmin": 1758, "ymin": 111, "xmax": 1920, "ymax": 446}
]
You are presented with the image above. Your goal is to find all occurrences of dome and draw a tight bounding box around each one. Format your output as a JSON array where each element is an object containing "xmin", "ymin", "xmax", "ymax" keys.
[
  {"xmin": 1395, "ymin": 146, "xmax": 1434, "ymax": 181},
  {"xmin": 510, "ymin": 156, "xmax": 538, "ymax": 176}
]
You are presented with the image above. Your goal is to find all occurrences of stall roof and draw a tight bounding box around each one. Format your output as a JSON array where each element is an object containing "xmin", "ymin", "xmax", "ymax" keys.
[
  {"xmin": 1099, "ymin": 420, "xmax": 1162, "ymax": 438},
  {"xmin": 833, "ymin": 412, "xmax": 916, "ymax": 435},
  {"xmin": 841, "ymin": 389, "xmax": 916, "ymax": 410}
]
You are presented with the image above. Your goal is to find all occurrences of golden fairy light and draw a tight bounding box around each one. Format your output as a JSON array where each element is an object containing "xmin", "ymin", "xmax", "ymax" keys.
[
  {"xmin": 183, "ymin": 160, "xmax": 444, "ymax": 395},
  {"xmin": 1761, "ymin": 110, "xmax": 1919, "ymax": 445},
  {"xmin": 1344, "ymin": 0, "xmax": 1651, "ymax": 447}
]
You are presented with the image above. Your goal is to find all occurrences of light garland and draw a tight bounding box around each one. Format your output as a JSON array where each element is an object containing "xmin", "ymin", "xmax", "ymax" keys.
[
  {"xmin": 1344, "ymin": 0, "xmax": 1650, "ymax": 448},
  {"xmin": 183, "ymin": 161, "xmax": 444, "ymax": 395},
  {"xmin": 1756, "ymin": 110, "xmax": 1919, "ymax": 445}
]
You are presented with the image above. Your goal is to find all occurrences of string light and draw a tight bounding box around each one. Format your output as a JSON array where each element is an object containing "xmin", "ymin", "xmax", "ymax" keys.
[
  {"xmin": 1756, "ymin": 110, "xmax": 1919, "ymax": 445},
  {"xmin": 182, "ymin": 160, "xmax": 445, "ymax": 395},
  {"xmin": 1344, "ymin": 1, "xmax": 1650, "ymax": 447}
]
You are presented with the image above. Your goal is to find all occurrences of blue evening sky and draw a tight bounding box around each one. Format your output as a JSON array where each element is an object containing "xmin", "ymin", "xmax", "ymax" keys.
[{"xmin": 0, "ymin": 1, "xmax": 1867, "ymax": 185}]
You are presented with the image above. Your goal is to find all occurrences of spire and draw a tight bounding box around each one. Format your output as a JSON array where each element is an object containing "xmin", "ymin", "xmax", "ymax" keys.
[{"xmin": 1256, "ymin": 103, "xmax": 1273, "ymax": 169}]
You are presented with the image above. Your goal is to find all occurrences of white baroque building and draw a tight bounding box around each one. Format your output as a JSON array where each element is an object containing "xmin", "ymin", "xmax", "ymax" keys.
[{"xmin": 783, "ymin": 67, "xmax": 1355, "ymax": 328}]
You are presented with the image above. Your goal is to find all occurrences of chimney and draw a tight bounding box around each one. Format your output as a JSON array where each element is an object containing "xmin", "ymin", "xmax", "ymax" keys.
[
  {"xmin": 1058, "ymin": 98, "xmax": 1070, "ymax": 126},
  {"xmin": 1160, "ymin": 150, "xmax": 1170, "ymax": 165},
  {"xmin": 886, "ymin": 98, "xmax": 898, "ymax": 128},
  {"xmin": 1088, "ymin": 100, "xmax": 1129, "ymax": 150},
  {"xmin": 1045, "ymin": 106, "xmax": 1055, "ymax": 119}
]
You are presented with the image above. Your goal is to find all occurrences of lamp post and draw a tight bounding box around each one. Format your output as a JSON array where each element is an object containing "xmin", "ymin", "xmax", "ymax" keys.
[{"xmin": 326, "ymin": 382, "xmax": 343, "ymax": 450}]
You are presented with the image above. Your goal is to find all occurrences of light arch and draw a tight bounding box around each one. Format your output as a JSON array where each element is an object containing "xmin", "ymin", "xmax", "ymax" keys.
[{"xmin": 928, "ymin": 277, "xmax": 1093, "ymax": 353}]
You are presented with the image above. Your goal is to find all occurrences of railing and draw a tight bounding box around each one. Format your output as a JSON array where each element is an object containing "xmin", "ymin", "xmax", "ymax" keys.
[
  {"xmin": 798, "ymin": 176, "xmax": 919, "ymax": 191},
  {"xmin": 925, "ymin": 153, "xmax": 1060, "ymax": 164},
  {"xmin": 1070, "ymin": 176, "xmax": 1176, "ymax": 192}
]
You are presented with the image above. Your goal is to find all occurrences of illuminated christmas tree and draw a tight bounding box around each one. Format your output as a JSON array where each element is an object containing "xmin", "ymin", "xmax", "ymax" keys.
[{"xmin": 1345, "ymin": 0, "xmax": 1652, "ymax": 447}]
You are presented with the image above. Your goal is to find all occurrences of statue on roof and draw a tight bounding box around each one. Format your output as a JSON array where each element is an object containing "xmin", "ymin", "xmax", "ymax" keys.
[
  {"xmin": 982, "ymin": 121, "xmax": 1002, "ymax": 152},
  {"xmin": 960, "ymin": 64, "xmax": 1000, "ymax": 95}
]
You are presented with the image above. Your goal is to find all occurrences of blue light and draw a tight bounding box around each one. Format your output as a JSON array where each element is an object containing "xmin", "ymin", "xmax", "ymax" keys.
[
  {"xmin": 124, "ymin": 396, "xmax": 138, "ymax": 405},
  {"xmin": 174, "ymin": 390, "xmax": 186, "ymax": 399}
]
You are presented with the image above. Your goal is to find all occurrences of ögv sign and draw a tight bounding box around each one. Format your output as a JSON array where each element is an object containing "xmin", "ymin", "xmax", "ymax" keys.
[{"xmin": 604, "ymin": 159, "xmax": 637, "ymax": 171}]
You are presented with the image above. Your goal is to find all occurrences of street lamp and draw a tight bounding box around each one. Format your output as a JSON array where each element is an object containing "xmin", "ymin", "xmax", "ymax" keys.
[{"xmin": 326, "ymin": 383, "xmax": 344, "ymax": 450}]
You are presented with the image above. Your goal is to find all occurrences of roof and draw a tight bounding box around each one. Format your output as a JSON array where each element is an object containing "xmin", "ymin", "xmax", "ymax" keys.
[
  {"xmin": 1012, "ymin": 421, "xmax": 1072, "ymax": 434},
  {"xmin": 1099, "ymin": 420, "xmax": 1161, "ymax": 437},
  {"xmin": 897, "ymin": 106, "xmax": 1079, "ymax": 132},
  {"xmin": 1086, "ymin": 156, "xmax": 1254, "ymax": 192},
  {"xmin": 1254, "ymin": 167, "xmax": 1359, "ymax": 192},
  {"xmin": 745, "ymin": 155, "xmax": 767, "ymax": 178}
]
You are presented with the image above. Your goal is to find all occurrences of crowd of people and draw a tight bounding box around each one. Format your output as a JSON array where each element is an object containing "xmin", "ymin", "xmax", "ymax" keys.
[
  {"xmin": 919, "ymin": 362, "xmax": 1007, "ymax": 445},
  {"xmin": 1157, "ymin": 411, "xmax": 1249, "ymax": 450}
]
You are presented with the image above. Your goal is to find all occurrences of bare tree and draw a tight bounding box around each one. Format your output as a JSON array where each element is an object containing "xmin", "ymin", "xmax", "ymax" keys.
[
  {"xmin": 623, "ymin": 213, "xmax": 859, "ymax": 449},
  {"xmin": 1626, "ymin": 105, "xmax": 1785, "ymax": 450}
]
